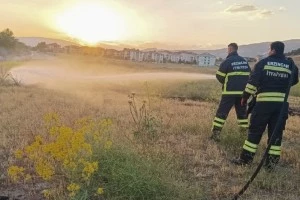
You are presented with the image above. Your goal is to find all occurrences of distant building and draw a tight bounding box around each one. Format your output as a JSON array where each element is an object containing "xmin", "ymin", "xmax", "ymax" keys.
[
  {"xmin": 114, "ymin": 48, "xmax": 217, "ymax": 66},
  {"xmin": 129, "ymin": 49, "xmax": 139, "ymax": 61},
  {"xmin": 82, "ymin": 46, "xmax": 105, "ymax": 56},
  {"xmin": 159, "ymin": 50, "xmax": 172, "ymax": 63},
  {"xmin": 170, "ymin": 53, "xmax": 181, "ymax": 63},
  {"xmin": 175, "ymin": 51, "xmax": 197, "ymax": 63},
  {"xmin": 47, "ymin": 43, "xmax": 61, "ymax": 53},
  {"xmin": 256, "ymin": 54, "xmax": 267, "ymax": 62},
  {"xmin": 123, "ymin": 48, "xmax": 131, "ymax": 60},
  {"xmin": 104, "ymin": 49, "xmax": 123, "ymax": 59},
  {"xmin": 138, "ymin": 51, "xmax": 145, "ymax": 62},
  {"xmin": 64, "ymin": 45, "xmax": 81, "ymax": 54},
  {"xmin": 143, "ymin": 51, "xmax": 156, "ymax": 62},
  {"xmin": 153, "ymin": 52, "xmax": 164, "ymax": 63},
  {"xmin": 243, "ymin": 57, "xmax": 256, "ymax": 62},
  {"xmin": 197, "ymin": 53, "xmax": 216, "ymax": 67}
]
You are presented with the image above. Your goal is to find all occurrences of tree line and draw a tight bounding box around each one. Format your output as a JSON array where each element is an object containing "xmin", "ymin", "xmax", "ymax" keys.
[
  {"xmin": 0, "ymin": 28, "xmax": 29, "ymax": 57},
  {"xmin": 286, "ymin": 48, "xmax": 300, "ymax": 56},
  {"xmin": 0, "ymin": 28, "xmax": 56, "ymax": 57}
]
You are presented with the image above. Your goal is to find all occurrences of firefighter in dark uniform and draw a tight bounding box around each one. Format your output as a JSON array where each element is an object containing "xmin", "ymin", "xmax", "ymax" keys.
[
  {"xmin": 232, "ymin": 41, "xmax": 299, "ymax": 170},
  {"xmin": 210, "ymin": 43, "xmax": 251, "ymax": 141}
]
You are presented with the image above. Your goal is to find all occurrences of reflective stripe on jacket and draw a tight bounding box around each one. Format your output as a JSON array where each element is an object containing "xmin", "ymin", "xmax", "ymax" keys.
[
  {"xmin": 216, "ymin": 52, "xmax": 251, "ymax": 95},
  {"xmin": 243, "ymin": 55, "xmax": 299, "ymax": 102}
]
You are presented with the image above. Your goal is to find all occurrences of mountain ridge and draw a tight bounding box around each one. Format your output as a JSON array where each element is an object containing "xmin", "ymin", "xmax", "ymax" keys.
[
  {"xmin": 18, "ymin": 37, "xmax": 300, "ymax": 58},
  {"xmin": 190, "ymin": 39, "xmax": 300, "ymax": 58}
]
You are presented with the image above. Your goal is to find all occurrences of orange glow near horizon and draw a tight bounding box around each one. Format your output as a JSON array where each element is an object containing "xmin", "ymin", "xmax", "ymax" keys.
[{"xmin": 55, "ymin": 2, "xmax": 126, "ymax": 44}]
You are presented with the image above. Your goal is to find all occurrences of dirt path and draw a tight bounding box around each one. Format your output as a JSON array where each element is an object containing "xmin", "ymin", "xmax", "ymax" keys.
[{"xmin": 10, "ymin": 59, "xmax": 215, "ymax": 87}]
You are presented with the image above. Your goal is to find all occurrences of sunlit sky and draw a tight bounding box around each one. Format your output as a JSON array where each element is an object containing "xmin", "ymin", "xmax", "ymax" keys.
[{"xmin": 1, "ymin": 0, "xmax": 299, "ymax": 49}]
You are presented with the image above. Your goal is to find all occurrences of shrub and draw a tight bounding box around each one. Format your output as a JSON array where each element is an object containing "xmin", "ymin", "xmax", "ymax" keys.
[
  {"xmin": 0, "ymin": 61, "xmax": 22, "ymax": 86},
  {"xmin": 7, "ymin": 113, "xmax": 113, "ymax": 199}
]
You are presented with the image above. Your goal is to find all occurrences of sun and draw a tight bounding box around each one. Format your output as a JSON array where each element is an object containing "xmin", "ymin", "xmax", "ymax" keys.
[{"xmin": 56, "ymin": 3, "xmax": 126, "ymax": 44}]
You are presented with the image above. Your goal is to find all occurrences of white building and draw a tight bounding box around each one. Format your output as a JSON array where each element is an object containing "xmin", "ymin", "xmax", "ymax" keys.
[
  {"xmin": 143, "ymin": 51, "xmax": 155, "ymax": 62},
  {"xmin": 170, "ymin": 53, "xmax": 181, "ymax": 63},
  {"xmin": 170, "ymin": 51, "xmax": 198, "ymax": 63},
  {"xmin": 121, "ymin": 48, "xmax": 217, "ymax": 66},
  {"xmin": 126, "ymin": 49, "xmax": 147, "ymax": 62},
  {"xmin": 180, "ymin": 52, "xmax": 197, "ymax": 63},
  {"xmin": 159, "ymin": 51, "xmax": 172, "ymax": 62},
  {"xmin": 138, "ymin": 51, "xmax": 144, "ymax": 62},
  {"xmin": 153, "ymin": 53, "xmax": 164, "ymax": 63},
  {"xmin": 197, "ymin": 53, "xmax": 216, "ymax": 67},
  {"xmin": 123, "ymin": 48, "xmax": 131, "ymax": 60},
  {"xmin": 129, "ymin": 49, "xmax": 139, "ymax": 61}
]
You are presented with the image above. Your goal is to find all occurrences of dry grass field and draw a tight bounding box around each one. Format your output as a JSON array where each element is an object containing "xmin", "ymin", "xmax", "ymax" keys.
[{"xmin": 0, "ymin": 55, "xmax": 299, "ymax": 200}]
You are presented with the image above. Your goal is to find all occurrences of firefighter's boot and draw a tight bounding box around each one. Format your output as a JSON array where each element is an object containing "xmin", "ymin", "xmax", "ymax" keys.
[
  {"xmin": 264, "ymin": 145, "xmax": 281, "ymax": 172},
  {"xmin": 210, "ymin": 130, "xmax": 221, "ymax": 142},
  {"xmin": 232, "ymin": 140, "xmax": 258, "ymax": 165},
  {"xmin": 264, "ymin": 155, "xmax": 280, "ymax": 172},
  {"xmin": 231, "ymin": 149, "xmax": 255, "ymax": 166}
]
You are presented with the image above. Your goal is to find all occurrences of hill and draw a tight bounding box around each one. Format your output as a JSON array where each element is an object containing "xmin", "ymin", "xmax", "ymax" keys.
[
  {"xmin": 17, "ymin": 37, "xmax": 300, "ymax": 58},
  {"xmin": 190, "ymin": 39, "xmax": 300, "ymax": 58},
  {"xmin": 286, "ymin": 48, "xmax": 300, "ymax": 56},
  {"xmin": 17, "ymin": 37, "xmax": 132, "ymax": 50},
  {"xmin": 17, "ymin": 37, "xmax": 79, "ymax": 47}
]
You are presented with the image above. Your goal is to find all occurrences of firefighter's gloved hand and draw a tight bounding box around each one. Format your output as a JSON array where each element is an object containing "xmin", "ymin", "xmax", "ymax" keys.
[{"xmin": 241, "ymin": 98, "xmax": 248, "ymax": 106}]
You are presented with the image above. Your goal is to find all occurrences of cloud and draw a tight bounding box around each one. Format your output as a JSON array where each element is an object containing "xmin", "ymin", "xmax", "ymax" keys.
[
  {"xmin": 225, "ymin": 4, "xmax": 257, "ymax": 13},
  {"xmin": 278, "ymin": 7, "xmax": 287, "ymax": 12},
  {"xmin": 247, "ymin": 9, "xmax": 274, "ymax": 20},
  {"xmin": 224, "ymin": 4, "xmax": 278, "ymax": 19},
  {"xmin": 258, "ymin": 10, "xmax": 274, "ymax": 17}
]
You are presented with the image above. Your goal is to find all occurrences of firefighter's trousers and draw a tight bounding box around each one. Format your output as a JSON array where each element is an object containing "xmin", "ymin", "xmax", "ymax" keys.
[
  {"xmin": 239, "ymin": 102, "xmax": 289, "ymax": 168},
  {"xmin": 212, "ymin": 96, "xmax": 249, "ymax": 131}
]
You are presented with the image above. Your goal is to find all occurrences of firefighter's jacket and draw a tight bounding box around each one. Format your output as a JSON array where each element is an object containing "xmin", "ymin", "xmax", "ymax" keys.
[
  {"xmin": 216, "ymin": 52, "xmax": 251, "ymax": 95},
  {"xmin": 243, "ymin": 54, "xmax": 299, "ymax": 102}
]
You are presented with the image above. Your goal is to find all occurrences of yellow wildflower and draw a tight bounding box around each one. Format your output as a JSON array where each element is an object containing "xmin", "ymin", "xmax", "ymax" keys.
[
  {"xmin": 25, "ymin": 139, "xmax": 42, "ymax": 160},
  {"xmin": 7, "ymin": 165, "xmax": 25, "ymax": 182},
  {"xmin": 7, "ymin": 113, "xmax": 113, "ymax": 198},
  {"xmin": 97, "ymin": 187, "xmax": 104, "ymax": 195},
  {"xmin": 35, "ymin": 135, "xmax": 43, "ymax": 144},
  {"xmin": 25, "ymin": 174, "xmax": 32, "ymax": 182},
  {"xmin": 14, "ymin": 150, "xmax": 23, "ymax": 159},
  {"xmin": 42, "ymin": 189, "xmax": 51, "ymax": 199},
  {"xmin": 67, "ymin": 183, "xmax": 80, "ymax": 197},
  {"xmin": 63, "ymin": 160, "xmax": 77, "ymax": 171},
  {"xmin": 82, "ymin": 143, "xmax": 93, "ymax": 155},
  {"xmin": 44, "ymin": 113, "xmax": 59, "ymax": 124},
  {"xmin": 35, "ymin": 160, "xmax": 54, "ymax": 180},
  {"xmin": 67, "ymin": 183, "xmax": 81, "ymax": 191},
  {"xmin": 100, "ymin": 119, "xmax": 113, "ymax": 130},
  {"xmin": 69, "ymin": 192, "xmax": 76, "ymax": 197},
  {"xmin": 104, "ymin": 141, "xmax": 112, "ymax": 150},
  {"xmin": 49, "ymin": 126, "xmax": 59, "ymax": 136},
  {"xmin": 82, "ymin": 161, "xmax": 98, "ymax": 180}
]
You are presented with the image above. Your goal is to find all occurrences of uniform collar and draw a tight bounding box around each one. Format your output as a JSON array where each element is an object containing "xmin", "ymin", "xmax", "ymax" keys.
[
  {"xmin": 269, "ymin": 54, "xmax": 285, "ymax": 59},
  {"xmin": 227, "ymin": 51, "xmax": 238, "ymax": 58}
]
